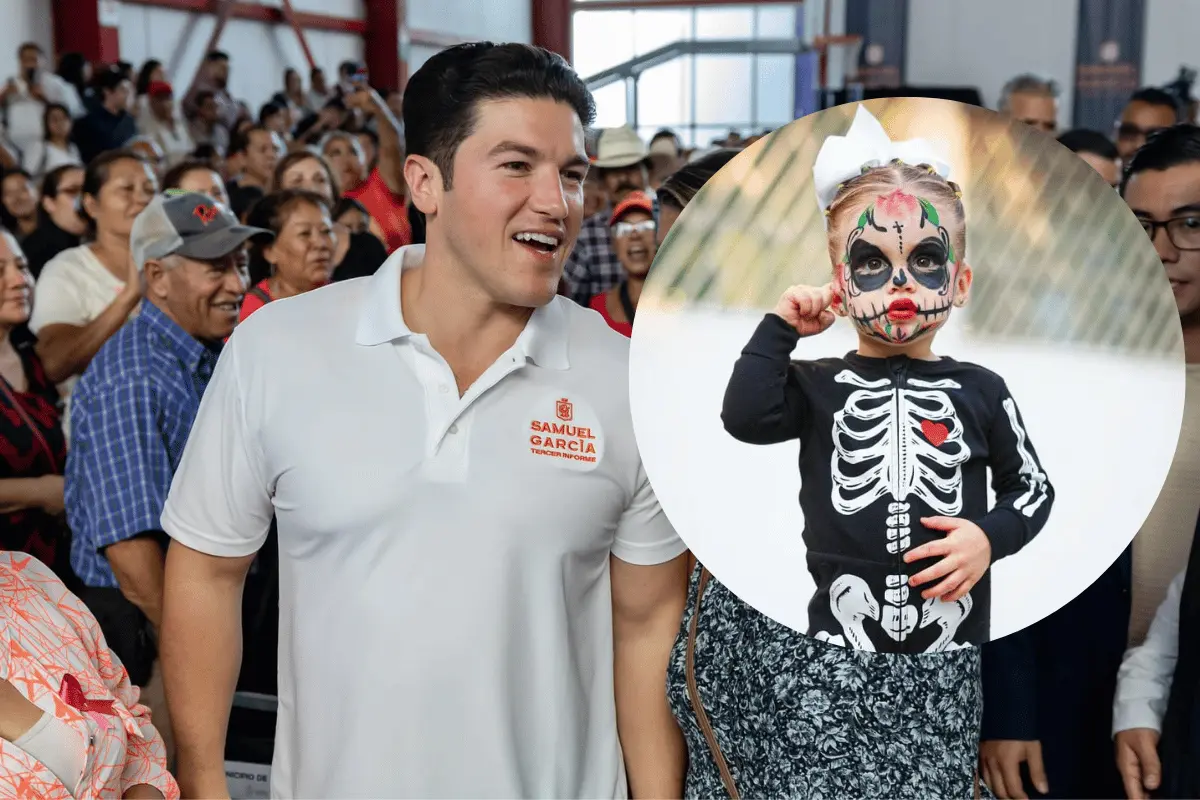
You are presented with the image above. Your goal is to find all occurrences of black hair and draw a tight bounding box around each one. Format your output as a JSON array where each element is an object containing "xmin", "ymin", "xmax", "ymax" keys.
[
  {"xmin": 402, "ymin": 42, "xmax": 595, "ymax": 190},
  {"xmin": 41, "ymin": 102, "xmax": 71, "ymax": 141},
  {"xmin": 408, "ymin": 203, "xmax": 426, "ymax": 244},
  {"xmin": 657, "ymin": 149, "xmax": 739, "ymax": 211},
  {"xmin": 135, "ymin": 59, "xmax": 162, "ymax": 96},
  {"xmin": 18, "ymin": 42, "xmax": 42, "ymax": 57},
  {"xmin": 94, "ymin": 65, "xmax": 127, "ymax": 96},
  {"xmin": 357, "ymin": 127, "xmax": 380, "ymax": 146},
  {"xmin": 1121, "ymin": 124, "xmax": 1200, "ymax": 195},
  {"xmin": 0, "ymin": 168, "xmax": 35, "ymax": 231},
  {"xmin": 80, "ymin": 148, "xmax": 150, "ymax": 236},
  {"xmin": 1057, "ymin": 128, "xmax": 1119, "ymax": 161},
  {"xmin": 331, "ymin": 196, "xmax": 368, "ymax": 219},
  {"xmin": 1128, "ymin": 87, "xmax": 1182, "ymax": 120},
  {"xmin": 116, "ymin": 61, "xmax": 133, "ymax": 79},
  {"xmin": 244, "ymin": 189, "xmax": 331, "ymax": 284},
  {"xmin": 258, "ymin": 102, "xmax": 285, "ymax": 124},
  {"xmin": 339, "ymin": 60, "xmax": 362, "ymax": 76},
  {"xmin": 228, "ymin": 124, "xmax": 272, "ymax": 157},
  {"xmin": 206, "ymin": 50, "xmax": 230, "ymax": 63},
  {"xmin": 36, "ymin": 163, "xmax": 81, "ymax": 229},
  {"xmin": 55, "ymin": 52, "xmax": 89, "ymax": 93},
  {"xmin": 191, "ymin": 143, "xmax": 220, "ymax": 162},
  {"xmin": 162, "ymin": 159, "xmax": 220, "ymax": 192},
  {"xmin": 272, "ymin": 150, "xmax": 341, "ymax": 199}
]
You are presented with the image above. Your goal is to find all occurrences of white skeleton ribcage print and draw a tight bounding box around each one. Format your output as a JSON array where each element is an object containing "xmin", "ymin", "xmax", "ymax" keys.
[{"xmin": 815, "ymin": 370, "xmax": 975, "ymax": 653}]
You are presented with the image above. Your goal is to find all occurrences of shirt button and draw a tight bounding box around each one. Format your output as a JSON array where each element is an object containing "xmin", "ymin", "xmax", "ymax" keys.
[
  {"xmin": 439, "ymin": 385, "xmax": 450, "ymax": 394},
  {"xmin": 448, "ymin": 424, "xmax": 459, "ymax": 434}
]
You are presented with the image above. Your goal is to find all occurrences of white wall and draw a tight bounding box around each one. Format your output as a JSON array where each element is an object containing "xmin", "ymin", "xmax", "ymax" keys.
[
  {"xmin": 117, "ymin": 1, "xmax": 365, "ymax": 112},
  {"xmin": 406, "ymin": 0, "xmax": 531, "ymax": 74},
  {"xmin": 905, "ymin": 0, "xmax": 1078, "ymax": 127},
  {"xmin": 1143, "ymin": 0, "xmax": 1200, "ymax": 90},
  {"xmin": 0, "ymin": 0, "xmax": 54, "ymax": 80}
]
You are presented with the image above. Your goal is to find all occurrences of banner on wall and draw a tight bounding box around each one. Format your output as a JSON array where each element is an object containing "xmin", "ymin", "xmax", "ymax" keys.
[
  {"xmin": 844, "ymin": 0, "xmax": 908, "ymax": 89},
  {"xmin": 1072, "ymin": 0, "xmax": 1146, "ymax": 131}
]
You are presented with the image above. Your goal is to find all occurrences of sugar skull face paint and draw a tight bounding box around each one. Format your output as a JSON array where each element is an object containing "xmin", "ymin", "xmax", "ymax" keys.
[{"xmin": 832, "ymin": 188, "xmax": 970, "ymax": 345}]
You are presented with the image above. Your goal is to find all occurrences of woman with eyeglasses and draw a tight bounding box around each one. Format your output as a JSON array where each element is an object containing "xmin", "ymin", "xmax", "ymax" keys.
[
  {"xmin": 20, "ymin": 165, "xmax": 85, "ymax": 280},
  {"xmin": 588, "ymin": 191, "xmax": 656, "ymax": 337}
]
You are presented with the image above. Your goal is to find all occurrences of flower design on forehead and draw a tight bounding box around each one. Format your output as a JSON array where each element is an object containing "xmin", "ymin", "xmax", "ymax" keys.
[{"xmin": 812, "ymin": 105, "xmax": 953, "ymax": 229}]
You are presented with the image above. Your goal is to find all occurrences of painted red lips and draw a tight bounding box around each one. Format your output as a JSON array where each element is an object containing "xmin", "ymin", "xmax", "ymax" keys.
[{"xmin": 887, "ymin": 298, "xmax": 918, "ymax": 321}]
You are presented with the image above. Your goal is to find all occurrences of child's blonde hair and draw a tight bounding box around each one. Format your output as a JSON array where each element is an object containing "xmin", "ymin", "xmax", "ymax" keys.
[{"xmin": 824, "ymin": 160, "xmax": 966, "ymax": 270}]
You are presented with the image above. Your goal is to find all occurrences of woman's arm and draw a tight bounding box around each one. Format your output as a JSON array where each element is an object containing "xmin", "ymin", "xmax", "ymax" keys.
[
  {"xmin": 36, "ymin": 289, "xmax": 140, "ymax": 384},
  {"xmin": 0, "ymin": 475, "xmax": 61, "ymax": 514},
  {"xmin": 721, "ymin": 312, "xmax": 810, "ymax": 445}
]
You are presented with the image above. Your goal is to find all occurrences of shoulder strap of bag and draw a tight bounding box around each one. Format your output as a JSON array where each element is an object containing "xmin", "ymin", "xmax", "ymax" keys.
[
  {"xmin": 247, "ymin": 286, "xmax": 272, "ymax": 306},
  {"xmin": 685, "ymin": 566, "xmax": 740, "ymax": 799}
]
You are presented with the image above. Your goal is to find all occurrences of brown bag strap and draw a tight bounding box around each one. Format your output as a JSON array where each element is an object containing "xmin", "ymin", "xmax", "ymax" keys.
[
  {"xmin": 685, "ymin": 567, "xmax": 740, "ymax": 799},
  {"xmin": 247, "ymin": 286, "xmax": 272, "ymax": 306}
]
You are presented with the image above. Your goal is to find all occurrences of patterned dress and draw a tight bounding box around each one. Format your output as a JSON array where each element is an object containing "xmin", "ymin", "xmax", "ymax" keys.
[
  {"xmin": 0, "ymin": 552, "xmax": 178, "ymax": 798},
  {"xmin": 667, "ymin": 563, "xmax": 993, "ymax": 799}
]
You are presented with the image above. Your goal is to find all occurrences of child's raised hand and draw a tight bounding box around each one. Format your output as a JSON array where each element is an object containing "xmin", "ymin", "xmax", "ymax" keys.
[
  {"xmin": 903, "ymin": 517, "xmax": 992, "ymax": 603},
  {"xmin": 773, "ymin": 283, "xmax": 838, "ymax": 337}
]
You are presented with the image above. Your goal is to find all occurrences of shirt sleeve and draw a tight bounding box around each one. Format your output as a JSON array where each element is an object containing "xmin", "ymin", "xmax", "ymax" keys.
[
  {"xmin": 1113, "ymin": 569, "xmax": 1184, "ymax": 735},
  {"xmin": 67, "ymin": 377, "xmax": 173, "ymax": 551},
  {"xmin": 29, "ymin": 256, "xmax": 88, "ymax": 333},
  {"xmin": 972, "ymin": 380, "xmax": 1055, "ymax": 561},
  {"xmin": 160, "ymin": 338, "xmax": 274, "ymax": 557},
  {"xmin": 720, "ymin": 313, "xmax": 808, "ymax": 445},
  {"xmin": 612, "ymin": 460, "xmax": 687, "ymax": 566},
  {"xmin": 980, "ymin": 626, "xmax": 1040, "ymax": 741}
]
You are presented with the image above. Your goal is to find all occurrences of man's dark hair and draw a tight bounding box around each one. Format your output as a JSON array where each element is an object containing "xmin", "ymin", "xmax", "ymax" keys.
[
  {"xmin": 339, "ymin": 60, "xmax": 363, "ymax": 76},
  {"xmin": 1120, "ymin": 124, "xmax": 1200, "ymax": 195},
  {"xmin": 191, "ymin": 143, "xmax": 220, "ymax": 162},
  {"xmin": 1057, "ymin": 128, "xmax": 1119, "ymax": 161},
  {"xmin": 657, "ymin": 149, "xmax": 739, "ymax": 211},
  {"xmin": 229, "ymin": 124, "xmax": 270, "ymax": 156},
  {"xmin": 18, "ymin": 42, "xmax": 42, "ymax": 57},
  {"xmin": 1128, "ymin": 87, "xmax": 1182, "ymax": 119},
  {"xmin": 206, "ymin": 50, "xmax": 230, "ymax": 63},
  {"xmin": 95, "ymin": 66, "xmax": 127, "ymax": 96},
  {"xmin": 258, "ymin": 101, "xmax": 285, "ymax": 124},
  {"xmin": 402, "ymin": 42, "xmax": 595, "ymax": 190}
]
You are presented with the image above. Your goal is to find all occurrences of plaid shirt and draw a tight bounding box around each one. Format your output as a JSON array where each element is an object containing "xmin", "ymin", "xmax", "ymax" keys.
[
  {"xmin": 66, "ymin": 302, "xmax": 220, "ymax": 589},
  {"xmin": 562, "ymin": 209, "xmax": 623, "ymax": 305}
]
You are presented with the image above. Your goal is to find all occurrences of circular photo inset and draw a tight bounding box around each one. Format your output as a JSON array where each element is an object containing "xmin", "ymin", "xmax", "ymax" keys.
[{"xmin": 630, "ymin": 98, "xmax": 1185, "ymax": 653}]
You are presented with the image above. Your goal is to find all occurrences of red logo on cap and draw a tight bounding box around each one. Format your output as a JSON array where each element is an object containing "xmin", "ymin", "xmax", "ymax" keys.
[{"xmin": 193, "ymin": 205, "xmax": 219, "ymax": 224}]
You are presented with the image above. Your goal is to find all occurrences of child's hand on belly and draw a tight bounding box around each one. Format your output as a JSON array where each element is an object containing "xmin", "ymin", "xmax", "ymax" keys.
[{"xmin": 902, "ymin": 517, "xmax": 992, "ymax": 602}]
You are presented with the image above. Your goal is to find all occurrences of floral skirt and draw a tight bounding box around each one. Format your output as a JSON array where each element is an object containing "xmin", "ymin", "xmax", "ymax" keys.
[{"xmin": 667, "ymin": 563, "xmax": 990, "ymax": 799}]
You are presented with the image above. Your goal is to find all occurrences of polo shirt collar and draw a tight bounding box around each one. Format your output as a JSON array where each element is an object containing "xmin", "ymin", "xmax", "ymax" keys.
[
  {"xmin": 137, "ymin": 300, "xmax": 215, "ymax": 375},
  {"xmin": 355, "ymin": 244, "xmax": 570, "ymax": 371}
]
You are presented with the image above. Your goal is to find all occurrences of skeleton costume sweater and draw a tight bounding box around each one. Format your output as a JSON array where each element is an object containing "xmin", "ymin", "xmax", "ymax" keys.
[{"xmin": 723, "ymin": 313, "xmax": 1054, "ymax": 654}]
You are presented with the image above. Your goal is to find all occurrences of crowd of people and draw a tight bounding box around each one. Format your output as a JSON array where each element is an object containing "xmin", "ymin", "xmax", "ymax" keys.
[{"xmin": 0, "ymin": 33, "xmax": 1194, "ymax": 800}]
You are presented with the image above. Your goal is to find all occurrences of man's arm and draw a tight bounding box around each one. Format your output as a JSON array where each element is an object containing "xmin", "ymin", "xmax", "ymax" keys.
[
  {"xmin": 105, "ymin": 537, "xmax": 167, "ymax": 630},
  {"xmin": 161, "ymin": 542, "xmax": 255, "ymax": 798},
  {"xmin": 612, "ymin": 552, "xmax": 689, "ymax": 800},
  {"xmin": 349, "ymin": 88, "xmax": 404, "ymax": 195}
]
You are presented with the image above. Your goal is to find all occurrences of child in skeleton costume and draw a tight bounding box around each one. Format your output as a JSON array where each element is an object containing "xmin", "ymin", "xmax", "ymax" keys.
[{"xmin": 723, "ymin": 106, "xmax": 1055, "ymax": 654}]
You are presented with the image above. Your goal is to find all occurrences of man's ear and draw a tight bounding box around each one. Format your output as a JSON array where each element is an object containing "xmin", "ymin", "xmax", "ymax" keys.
[
  {"xmin": 141, "ymin": 259, "xmax": 170, "ymax": 302},
  {"xmin": 953, "ymin": 264, "xmax": 973, "ymax": 307},
  {"xmin": 405, "ymin": 154, "xmax": 443, "ymax": 217}
]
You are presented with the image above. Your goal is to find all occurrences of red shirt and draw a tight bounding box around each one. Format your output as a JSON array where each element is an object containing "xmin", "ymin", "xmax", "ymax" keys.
[
  {"xmin": 239, "ymin": 278, "xmax": 273, "ymax": 323},
  {"xmin": 344, "ymin": 167, "xmax": 412, "ymax": 253},
  {"xmin": 589, "ymin": 293, "xmax": 633, "ymax": 338}
]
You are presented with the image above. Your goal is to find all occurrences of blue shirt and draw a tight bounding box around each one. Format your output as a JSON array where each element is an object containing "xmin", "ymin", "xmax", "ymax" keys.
[{"xmin": 66, "ymin": 301, "xmax": 219, "ymax": 588}]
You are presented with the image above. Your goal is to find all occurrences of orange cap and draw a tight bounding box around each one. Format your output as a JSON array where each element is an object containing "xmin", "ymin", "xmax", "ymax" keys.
[{"xmin": 608, "ymin": 191, "xmax": 654, "ymax": 227}]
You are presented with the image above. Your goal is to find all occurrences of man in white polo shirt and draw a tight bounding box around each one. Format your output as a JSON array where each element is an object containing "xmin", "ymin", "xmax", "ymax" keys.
[{"xmin": 158, "ymin": 42, "xmax": 689, "ymax": 799}]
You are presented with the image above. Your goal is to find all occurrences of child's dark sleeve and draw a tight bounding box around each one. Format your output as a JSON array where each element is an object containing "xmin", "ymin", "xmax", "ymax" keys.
[
  {"xmin": 973, "ymin": 379, "xmax": 1055, "ymax": 561},
  {"xmin": 721, "ymin": 313, "xmax": 808, "ymax": 445}
]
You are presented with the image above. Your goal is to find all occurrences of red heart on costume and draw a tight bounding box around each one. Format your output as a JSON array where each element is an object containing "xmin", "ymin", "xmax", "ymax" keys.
[{"xmin": 921, "ymin": 420, "xmax": 949, "ymax": 446}]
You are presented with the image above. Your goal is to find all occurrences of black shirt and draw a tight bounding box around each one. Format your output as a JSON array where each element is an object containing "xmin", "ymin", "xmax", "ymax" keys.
[
  {"xmin": 22, "ymin": 220, "xmax": 80, "ymax": 279},
  {"xmin": 722, "ymin": 313, "xmax": 1055, "ymax": 653},
  {"xmin": 72, "ymin": 108, "xmax": 137, "ymax": 165},
  {"xmin": 331, "ymin": 231, "xmax": 388, "ymax": 282}
]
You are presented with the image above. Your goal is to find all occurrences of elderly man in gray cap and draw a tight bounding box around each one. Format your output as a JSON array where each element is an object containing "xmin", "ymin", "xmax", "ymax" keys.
[
  {"xmin": 562, "ymin": 125, "xmax": 654, "ymax": 305},
  {"xmin": 64, "ymin": 191, "xmax": 270, "ymax": 749}
]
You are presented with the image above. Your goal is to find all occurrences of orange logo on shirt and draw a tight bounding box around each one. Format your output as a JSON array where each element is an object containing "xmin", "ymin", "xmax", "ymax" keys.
[{"xmin": 531, "ymin": 397, "xmax": 597, "ymax": 463}]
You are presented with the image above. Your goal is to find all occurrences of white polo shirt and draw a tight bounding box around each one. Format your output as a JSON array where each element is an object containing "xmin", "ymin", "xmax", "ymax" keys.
[{"xmin": 160, "ymin": 245, "xmax": 685, "ymax": 799}]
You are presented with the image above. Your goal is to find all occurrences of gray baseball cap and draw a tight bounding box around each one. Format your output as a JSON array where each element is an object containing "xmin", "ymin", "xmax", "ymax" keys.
[{"xmin": 131, "ymin": 191, "xmax": 273, "ymax": 271}]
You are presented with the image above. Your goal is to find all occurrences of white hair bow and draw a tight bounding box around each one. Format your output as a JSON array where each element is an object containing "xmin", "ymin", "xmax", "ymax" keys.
[{"xmin": 812, "ymin": 105, "xmax": 953, "ymax": 227}]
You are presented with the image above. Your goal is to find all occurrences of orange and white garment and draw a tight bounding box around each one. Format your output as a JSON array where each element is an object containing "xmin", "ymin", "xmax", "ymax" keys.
[{"xmin": 0, "ymin": 552, "xmax": 179, "ymax": 799}]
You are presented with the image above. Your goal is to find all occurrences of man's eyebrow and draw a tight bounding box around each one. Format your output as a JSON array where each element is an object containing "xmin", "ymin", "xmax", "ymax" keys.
[
  {"xmin": 1131, "ymin": 203, "xmax": 1200, "ymax": 217},
  {"xmin": 489, "ymin": 141, "xmax": 590, "ymax": 170}
]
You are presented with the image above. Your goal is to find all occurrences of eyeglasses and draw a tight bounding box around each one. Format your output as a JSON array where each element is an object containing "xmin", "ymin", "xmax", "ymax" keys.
[
  {"xmin": 1139, "ymin": 215, "xmax": 1200, "ymax": 250},
  {"xmin": 1116, "ymin": 122, "xmax": 1168, "ymax": 141},
  {"xmin": 614, "ymin": 219, "xmax": 655, "ymax": 237}
]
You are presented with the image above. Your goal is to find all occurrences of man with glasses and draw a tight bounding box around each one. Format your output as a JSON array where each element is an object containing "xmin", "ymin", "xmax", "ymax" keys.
[
  {"xmin": 1112, "ymin": 124, "xmax": 1200, "ymax": 800},
  {"xmin": 1114, "ymin": 88, "xmax": 1181, "ymax": 163},
  {"xmin": 998, "ymin": 74, "xmax": 1059, "ymax": 134}
]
